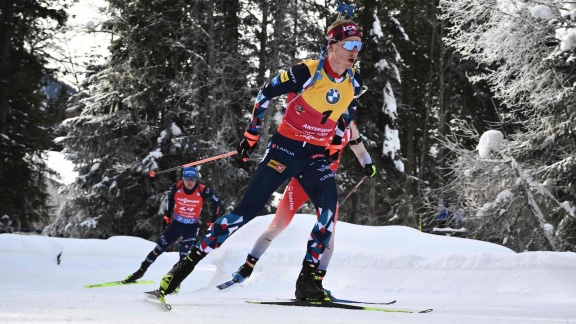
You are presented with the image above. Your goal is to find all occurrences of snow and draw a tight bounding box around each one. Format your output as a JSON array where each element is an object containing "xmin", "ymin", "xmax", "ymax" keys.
[
  {"xmin": 559, "ymin": 30, "xmax": 576, "ymax": 52},
  {"xmin": 171, "ymin": 122, "xmax": 182, "ymax": 136},
  {"xmin": 1, "ymin": 217, "xmax": 575, "ymax": 323},
  {"xmin": 529, "ymin": 5, "xmax": 553, "ymax": 21},
  {"xmin": 371, "ymin": 13, "xmax": 384, "ymax": 38},
  {"xmin": 90, "ymin": 162, "xmax": 101, "ymax": 172},
  {"xmin": 495, "ymin": 189, "xmax": 513, "ymax": 203},
  {"xmin": 391, "ymin": 17, "xmax": 409, "ymax": 41},
  {"xmin": 374, "ymin": 59, "xmax": 390, "ymax": 71},
  {"xmin": 383, "ymin": 124, "xmax": 404, "ymax": 172},
  {"xmin": 477, "ymin": 130, "xmax": 504, "ymax": 158},
  {"xmin": 382, "ymin": 82, "xmax": 397, "ymax": 119},
  {"xmin": 157, "ymin": 130, "xmax": 167, "ymax": 144},
  {"xmin": 139, "ymin": 149, "xmax": 164, "ymax": 172}
]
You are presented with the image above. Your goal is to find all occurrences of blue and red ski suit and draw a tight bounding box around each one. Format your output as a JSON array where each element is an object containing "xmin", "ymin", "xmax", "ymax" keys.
[
  {"xmin": 145, "ymin": 181, "xmax": 221, "ymax": 265},
  {"xmin": 195, "ymin": 58, "xmax": 363, "ymax": 265}
]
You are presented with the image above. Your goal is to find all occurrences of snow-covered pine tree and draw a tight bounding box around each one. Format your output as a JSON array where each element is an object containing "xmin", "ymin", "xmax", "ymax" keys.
[
  {"xmin": 235, "ymin": 0, "xmax": 329, "ymax": 215},
  {"xmin": 384, "ymin": 0, "xmax": 501, "ymax": 231},
  {"xmin": 438, "ymin": 1, "xmax": 576, "ymax": 251},
  {"xmin": 46, "ymin": 0, "xmax": 252, "ymax": 238},
  {"xmin": 337, "ymin": 0, "xmax": 406, "ymax": 226},
  {"xmin": 0, "ymin": 0, "xmax": 68, "ymax": 229}
]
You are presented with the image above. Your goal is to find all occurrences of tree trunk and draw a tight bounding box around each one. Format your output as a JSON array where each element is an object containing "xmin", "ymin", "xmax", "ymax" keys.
[
  {"xmin": 418, "ymin": 24, "xmax": 436, "ymax": 184},
  {"xmin": 0, "ymin": 0, "xmax": 15, "ymax": 180},
  {"xmin": 257, "ymin": 1, "xmax": 269, "ymax": 86},
  {"xmin": 369, "ymin": 179, "xmax": 376, "ymax": 225},
  {"xmin": 437, "ymin": 18, "xmax": 448, "ymax": 181},
  {"xmin": 205, "ymin": 0, "xmax": 215, "ymax": 110}
]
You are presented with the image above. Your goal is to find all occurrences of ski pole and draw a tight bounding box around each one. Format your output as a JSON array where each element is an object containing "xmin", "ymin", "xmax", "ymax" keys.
[
  {"xmin": 149, "ymin": 151, "xmax": 237, "ymax": 178},
  {"xmin": 339, "ymin": 175, "xmax": 368, "ymax": 206}
]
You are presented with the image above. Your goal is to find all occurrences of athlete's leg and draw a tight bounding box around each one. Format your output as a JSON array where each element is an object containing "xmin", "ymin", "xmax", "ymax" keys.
[
  {"xmin": 294, "ymin": 159, "xmax": 338, "ymax": 300},
  {"xmin": 195, "ymin": 158, "xmax": 294, "ymax": 255},
  {"xmin": 143, "ymin": 221, "xmax": 183, "ymax": 267},
  {"xmin": 233, "ymin": 179, "xmax": 310, "ymax": 283},
  {"xmin": 122, "ymin": 221, "xmax": 183, "ymax": 283},
  {"xmin": 159, "ymin": 137, "xmax": 302, "ymax": 295},
  {"xmin": 297, "ymin": 162, "xmax": 338, "ymax": 264},
  {"xmin": 315, "ymin": 204, "xmax": 338, "ymax": 296},
  {"xmin": 179, "ymin": 223, "xmax": 200, "ymax": 259},
  {"xmin": 318, "ymin": 203, "xmax": 338, "ymax": 271},
  {"xmin": 249, "ymin": 178, "xmax": 309, "ymax": 258}
]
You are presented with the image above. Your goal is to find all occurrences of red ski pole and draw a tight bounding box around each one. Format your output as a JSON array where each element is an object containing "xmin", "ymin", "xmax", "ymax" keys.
[
  {"xmin": 339, "ymin": 175, "xmax": 368, "ymax": 206},
  {"xmin": 149, "ymin": 151, "xmax": 237, "ymax": 178}
]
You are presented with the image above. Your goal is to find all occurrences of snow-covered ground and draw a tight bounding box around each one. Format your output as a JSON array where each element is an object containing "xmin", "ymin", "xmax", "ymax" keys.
[{"xmin": 1, "ymin": 216, "xmax": 575, "ymax": 323}]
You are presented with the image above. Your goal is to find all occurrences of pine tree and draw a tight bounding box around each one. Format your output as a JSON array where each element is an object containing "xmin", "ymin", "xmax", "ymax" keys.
[
  {"xmin": 46, "ymin": 0, "xmax": 252, "ymax": 238},
  {"xmin": 368, "ymin": 0, "xmax": 498, "ymax": 230},
  {"xmin": 335, "ymin": 0, "xmax": 406, "ymax": 226},
  {"xmin": 438, "ymin": 0, "xmax": 576, "ymax": 251},
  {"xmin": 0, "ymin": 0, "xmax": 68, "ymax": 229}
]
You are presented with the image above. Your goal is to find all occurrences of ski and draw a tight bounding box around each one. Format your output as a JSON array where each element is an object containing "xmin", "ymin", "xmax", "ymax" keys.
[
  {"xmin": 144, "ymin": 290, "xmax": 172, "ymax": 311},
  {"xmin": 330, "ymin": 297, "xmax": 396, "ymax": 305},
  {"xmin": 219, "ymin": 279, "xmax": 396, "ymax": 305},
  {"xmin": 216, "ymin": 279, "xmax": 237, "ymax": 290},
  {"xmin": 246, "ymin": 300, "xmax": 432, "ymax": 313},
  {"xmin": 83, "ymin": 280, "xmax": 154, "ymax": 288},
  {"xmin": 283, "ymin": 297, "xmax": 396, "ymax": 305},
  {"xmin": 217, "ymin": 272, "xmax": 246, "ymax": 290}
]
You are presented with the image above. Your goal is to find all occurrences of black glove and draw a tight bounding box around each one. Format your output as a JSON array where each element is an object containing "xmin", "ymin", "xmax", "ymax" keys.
[
  {"xmin": 237, "ymin": 130, "xmax": 260, "ymax": 162},
  {"xmin": 163, "ymin": 215, "xmax": 171, "ymax": 227},
  {"xmin": 364, "ymin": 163, "xmax": 376, "ymax": 177},
  {"xmin": 325, "ymin": 137, "xmax": 343, "ymax": 163}
]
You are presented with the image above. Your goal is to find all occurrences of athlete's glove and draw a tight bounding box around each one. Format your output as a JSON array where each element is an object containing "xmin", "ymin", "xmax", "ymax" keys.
[
  {"xmin": 364, "ymin": 163, "xmax": 377, "ymax": 177},
  {"xmin": 237, "ymin": 130, "xmax": 260, "ymax": 162},
  {"xmin": 325, "ymin": 137, "xmax": 343, "ymax": 163},
  {"xmin": 163, "ymin": 215, "xmax": 171, "ymax": 225}
]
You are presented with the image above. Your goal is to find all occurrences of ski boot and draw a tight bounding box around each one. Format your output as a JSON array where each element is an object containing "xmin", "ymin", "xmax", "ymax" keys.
[
  {"xmin": 146, "ymin": 283, "xmax": 180, "ymax": 297},
  {"xmin": 232, "ymin": 254, "xmax": 259, "ymax": 283},
  {"xmin": 295, "ymin": 261, "xmax": 330, "ymax": 301},
  {"xmin": 122, "ymin": 267, "xmax": 146, "ymax": 284},
  {"xmin": 314, "ymin": 269, "xmax": 333, "ymax": 299},
  {"xmin": 159, "ymin": 247, "xmax": 205, "ymax": 296}
]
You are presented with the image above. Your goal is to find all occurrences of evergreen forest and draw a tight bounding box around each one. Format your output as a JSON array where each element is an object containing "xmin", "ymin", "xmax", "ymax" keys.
[{"xmin": 1, "ymin": 0, "xmax": 575, "ymax": 252}]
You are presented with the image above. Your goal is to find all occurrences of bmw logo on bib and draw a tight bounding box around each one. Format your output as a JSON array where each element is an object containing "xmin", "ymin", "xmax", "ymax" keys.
[{"xmin": 326, "ymin": 88, "xmax": 340, "ymax": 104}]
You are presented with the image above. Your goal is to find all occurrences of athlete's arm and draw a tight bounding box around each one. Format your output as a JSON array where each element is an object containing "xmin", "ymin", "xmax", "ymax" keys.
[
  {"xmin": 166, "ymin": 183, "xmax": 177, "ymax": 218},
  {"xmin": 247, "ymin": 64, "xmax": 311, "ymax": 133},
  {"xmin": 348, "ymin": 122, "xmax": 373, "ymax": 167},
  {"xmin": 201, "ymin": 186, "xmax": 222, "ymax": 221}
]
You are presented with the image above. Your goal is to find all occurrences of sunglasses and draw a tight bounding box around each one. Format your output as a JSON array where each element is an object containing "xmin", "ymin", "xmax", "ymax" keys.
[{"xmin": 341, "ymin": 40, "xmax": 362, "ymax": 51}]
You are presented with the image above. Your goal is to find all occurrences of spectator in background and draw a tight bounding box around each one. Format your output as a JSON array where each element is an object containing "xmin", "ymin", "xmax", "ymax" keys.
[
  {"xmin": 437, "ymin": 201, "xmax": 452, "ymax": 228},
  {"xmin": 450, "ymin": 203, "xmax": 464, "ymax": 229}
]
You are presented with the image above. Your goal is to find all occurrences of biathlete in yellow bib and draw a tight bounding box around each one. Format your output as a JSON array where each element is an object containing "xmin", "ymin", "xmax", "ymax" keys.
[{"xmin": 155, "ymin": 18, "xmax": 366, "ymax": 302}]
